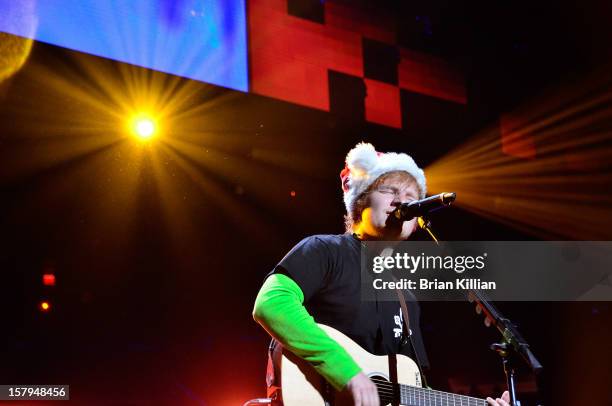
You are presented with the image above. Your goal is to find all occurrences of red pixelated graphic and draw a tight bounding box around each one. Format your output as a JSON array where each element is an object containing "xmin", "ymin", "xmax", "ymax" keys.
[
  {"xmin": 325, "ymin": 2, "xmax": 396, "ymax": 45},
  {"xmin": 398, "ymin": 49, "xmax": 467, "ymax": 104},
  {"xmin": 364, "ymin": 79, "xmax": 401, "ymax": 128},
  {"xmin": 248, "ymin": 0, "xmax": 466, "ymax": 129}
]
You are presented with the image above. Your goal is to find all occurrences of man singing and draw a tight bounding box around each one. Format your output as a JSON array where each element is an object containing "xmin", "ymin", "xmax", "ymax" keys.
[{"xmin": 253, "ymin": 142, "xmax": 510, "ymax": 406}]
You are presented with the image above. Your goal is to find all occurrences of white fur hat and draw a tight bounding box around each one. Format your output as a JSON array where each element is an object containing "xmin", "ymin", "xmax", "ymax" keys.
[{"xmin": 340, "ymin": 142, "xmax": 427, "ymax": 215}]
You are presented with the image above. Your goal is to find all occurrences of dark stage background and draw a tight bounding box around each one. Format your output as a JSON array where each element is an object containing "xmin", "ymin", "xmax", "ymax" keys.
[{"xmin": 1, "ymin": 1, "xmax": 611, "ymax": 405}]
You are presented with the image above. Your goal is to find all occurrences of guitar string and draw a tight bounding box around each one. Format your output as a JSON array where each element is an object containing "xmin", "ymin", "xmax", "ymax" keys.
[
  {"xmin": 364, "ymin": 386, "xmax": 485, "ymax": 406},
  {"xmin": 374, "ymin": 385, "xmax": 485, "ymax": 406},
  {"xmin": 370, "ymin": 378, "xmax": 486, "ymax": 405},
  {"xmin": 373, "ymin": 387, "xmax": 485, "ymax": 406},
  {"xmin": 379, "ymin": 387, "xmax": 485, "ymax": 406},
  {"xmin": 371, "ymin": 377, "xmax": 485, "ymax": 401}
]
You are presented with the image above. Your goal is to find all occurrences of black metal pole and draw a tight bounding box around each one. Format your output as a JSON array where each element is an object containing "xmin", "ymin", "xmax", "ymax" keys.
[{"xmin": 503, "ymin": 357, "xmax": 518, "ymax": 406}]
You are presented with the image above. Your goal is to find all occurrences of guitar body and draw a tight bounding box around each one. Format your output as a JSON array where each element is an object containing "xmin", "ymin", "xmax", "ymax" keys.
[{"xmin": 280, "ymin": 324, "xmax": 423, "ymax": 406}]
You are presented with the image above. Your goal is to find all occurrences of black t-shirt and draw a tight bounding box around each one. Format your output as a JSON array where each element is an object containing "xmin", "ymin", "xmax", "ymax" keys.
[{"xmin": 270, "ymin": 233, "xmax": 429, "ymax": 369}]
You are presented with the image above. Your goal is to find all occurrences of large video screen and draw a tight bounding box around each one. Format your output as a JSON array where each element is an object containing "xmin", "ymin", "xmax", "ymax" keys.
[{"xmin": 0, "ymin": 0, "xmax": 248, "ymax": 91}]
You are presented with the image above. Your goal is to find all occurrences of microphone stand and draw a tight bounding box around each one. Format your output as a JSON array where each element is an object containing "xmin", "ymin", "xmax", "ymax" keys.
[
  {"xmin": 417, "ymin": 216, "xmax": 543, "ymax": 406},
  {"xmin": 467, "ymin": 289, "xmax": 543, "ymax": 406}
]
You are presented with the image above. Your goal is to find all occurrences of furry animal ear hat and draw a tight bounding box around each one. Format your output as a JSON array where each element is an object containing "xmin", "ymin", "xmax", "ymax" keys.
[{"xmin": 340, "ymin": 142, "xmax": 427, "ymax": 215}]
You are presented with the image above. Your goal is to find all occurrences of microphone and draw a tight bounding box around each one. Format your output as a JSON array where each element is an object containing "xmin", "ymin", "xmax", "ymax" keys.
[{"xmin": 393, "ymin": 192, "xmax": 456, "ymax": 221}]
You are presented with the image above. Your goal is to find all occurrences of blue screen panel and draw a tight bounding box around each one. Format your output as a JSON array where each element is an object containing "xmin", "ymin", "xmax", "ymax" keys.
[{"xmin": 0, "ymin": 0, "xmax": 248, "ymax": 92}]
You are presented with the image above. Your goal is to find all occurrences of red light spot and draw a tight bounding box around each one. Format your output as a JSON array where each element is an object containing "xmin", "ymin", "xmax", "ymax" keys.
[
  {"xmin": 290, "ymin": 190, "xmax": 296, "ymax": 197},
  {"xmin": 43, "ymin": 274, "xmax": 56, "ymax": 286},
  {"xmin": 40, "ymin": 301, "xmax": 51, "ymax": 312}
]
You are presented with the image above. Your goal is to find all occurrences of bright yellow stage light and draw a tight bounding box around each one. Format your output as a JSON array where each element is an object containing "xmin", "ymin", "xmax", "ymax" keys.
[{"xmin": 130, "ymin": 114, "xmax": 157, "ymax": 140}]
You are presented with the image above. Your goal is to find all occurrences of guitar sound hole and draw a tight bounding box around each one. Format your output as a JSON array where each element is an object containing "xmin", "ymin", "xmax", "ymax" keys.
[{"xmin": 370, "ymin": 375, "xmax": 396, "ymax": 406}]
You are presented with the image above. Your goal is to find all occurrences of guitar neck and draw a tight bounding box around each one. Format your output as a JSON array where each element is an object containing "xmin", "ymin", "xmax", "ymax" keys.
[
  {"xmin": 373, "ymin": 377, "xmax": 486, "ymax": 406},
  {"xmin": 399, "ymin": 384, "xmax": 486, "ymax": 406}
]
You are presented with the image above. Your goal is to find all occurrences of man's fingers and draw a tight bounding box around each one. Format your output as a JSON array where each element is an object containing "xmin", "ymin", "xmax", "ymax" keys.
[
  {"xmin": 501, "ymin": 391, "xmax": 510, "ymax": 402},
  {"xmin": 372, "ymin": 389, "xmax": 380, "ymax": 406},
  {"xmin": 371, "ymin": 382, "xmax": 380, "ymax": 406},
  {"xmin": 361, "ymin": 391, "xmax": 370, "ymax": 406},
  {"xmin": 355, "ymin": 386, "xmax": 377, "ymax": 406},
  {"xmin": 362, "ymin": 390, "xmax": 370, "ymax": 406},
  {"xmin": 348, "ymin": 374, "xmax": 379, "ymax": 406},
  {"xmin": 486, "ymin": 397, "xmax": 511, "ymax": 406},
  {"xmin": 367, "ymin": 388, "xmax": 378, "ymax": 406},
  {"xmin": 364, "ymin": 389, "xmax": 372, "ymax": 406},
  {"xmin": 353, "ymin": 391, "xmax": 362, "ymax": 406},
  {"xmin": 365, "ymin": 389, "xmax": 378, "ymax": 406}
]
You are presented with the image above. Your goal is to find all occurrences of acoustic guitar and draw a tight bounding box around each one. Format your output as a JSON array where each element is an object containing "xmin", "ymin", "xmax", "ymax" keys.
[{"xmin": 279, "ymin": 324, "xmax": 488, "ymax": 406}]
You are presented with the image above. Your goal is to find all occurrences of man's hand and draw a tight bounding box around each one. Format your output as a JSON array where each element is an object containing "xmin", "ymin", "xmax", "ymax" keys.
[
  {"xmin": 346, "ymin": 372, "xmax": 380, "ymax": 406},
  {"xmin": 486, "ymin": 390, "xmax": 510, "ymax": 406}
]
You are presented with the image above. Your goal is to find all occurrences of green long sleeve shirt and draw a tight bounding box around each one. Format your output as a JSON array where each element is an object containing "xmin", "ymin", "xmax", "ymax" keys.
[{"xmin": 252, "ymin": 273, "xmax": 362, "ymax": 390}]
